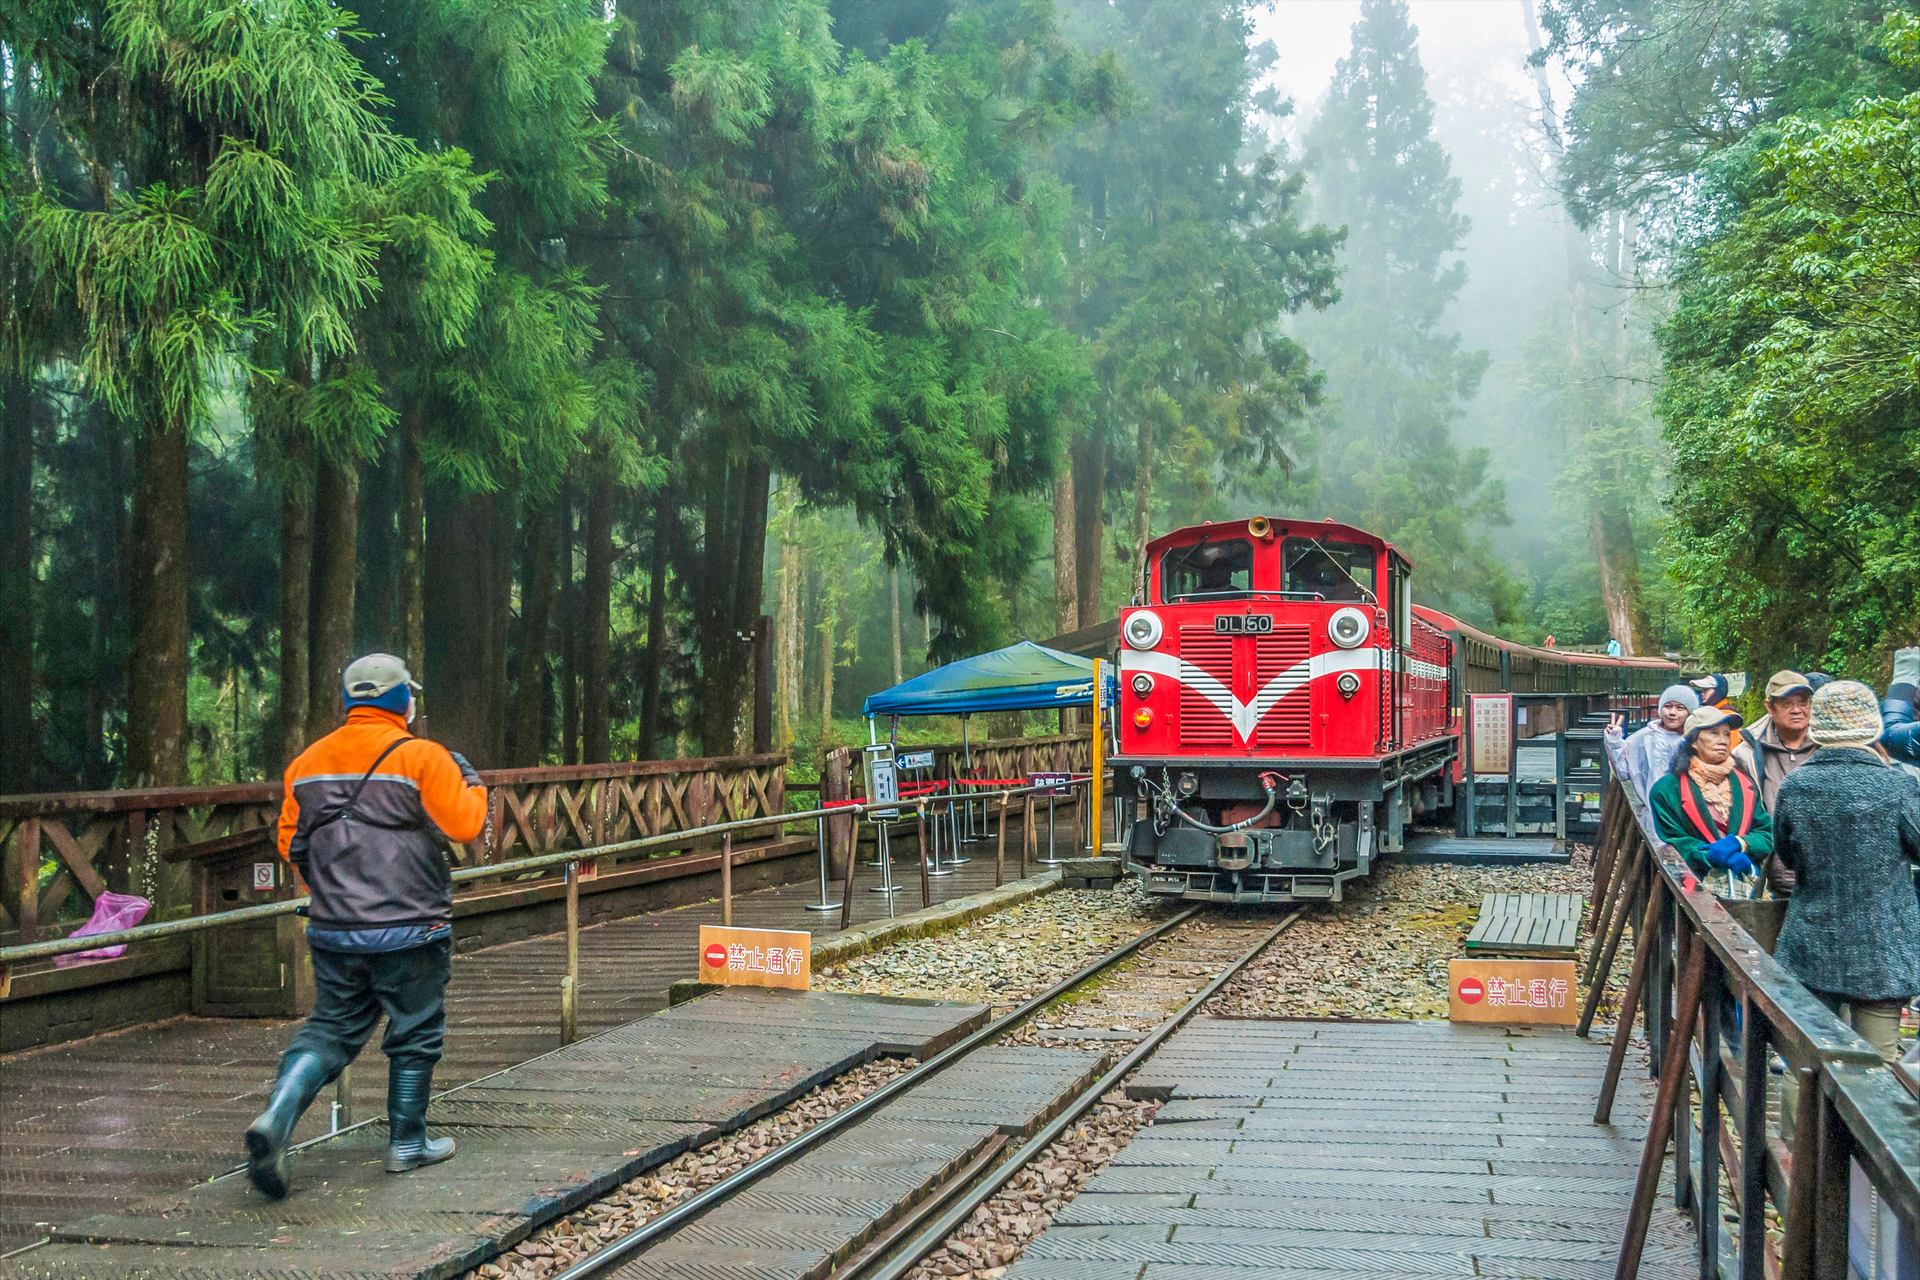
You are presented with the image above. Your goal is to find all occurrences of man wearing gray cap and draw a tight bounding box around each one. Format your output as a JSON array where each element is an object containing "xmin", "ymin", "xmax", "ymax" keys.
[{"xmin": 246, "ymin": 654, "xmax": 488, "ymax": 1200}]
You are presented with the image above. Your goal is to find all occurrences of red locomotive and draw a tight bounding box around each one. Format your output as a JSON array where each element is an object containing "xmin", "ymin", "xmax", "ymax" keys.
[{"xmin": 1115, "ymin": 515, "xmax": 1676, "ymax": 903}]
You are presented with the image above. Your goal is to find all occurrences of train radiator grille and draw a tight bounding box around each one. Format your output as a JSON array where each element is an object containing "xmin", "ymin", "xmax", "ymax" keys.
[
  {"xmin": 1254, "ymin": 625, "xmax": 1313, "ymax": 746},
  {"xmin": 1178, "ymin": 628, "xmax": 1235, "ymax": 747}
]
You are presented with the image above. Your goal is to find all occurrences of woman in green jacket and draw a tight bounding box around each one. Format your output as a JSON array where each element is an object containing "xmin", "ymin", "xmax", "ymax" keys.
[{"xmin": 1649, "ymin": 705, "xmax": 1773, "ymax": 879}]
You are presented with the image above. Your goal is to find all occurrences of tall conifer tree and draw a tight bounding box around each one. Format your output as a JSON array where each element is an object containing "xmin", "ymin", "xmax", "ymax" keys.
[{"xmin": 1298, "ymin": 0, "xmax": 1518, "ymax": 625}]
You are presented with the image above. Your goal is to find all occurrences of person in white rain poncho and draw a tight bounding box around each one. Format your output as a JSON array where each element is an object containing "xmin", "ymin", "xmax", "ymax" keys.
[{"xmin": 1608, "ymin": 685, "xmax": 1702, "ymax": 807}]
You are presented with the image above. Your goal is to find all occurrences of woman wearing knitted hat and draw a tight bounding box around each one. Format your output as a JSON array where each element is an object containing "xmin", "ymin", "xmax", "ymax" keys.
[
  {"xmin": 1609, "ymin": 684, "xmax": 1700, "ymax": 807},
  {"xmin": 1649, "ymin": 706, "xmax": 1772, "ymax": 882},
  {"xmin": 1771, "ymin": 680, "xmax": 1920, "ymax": 1062}
]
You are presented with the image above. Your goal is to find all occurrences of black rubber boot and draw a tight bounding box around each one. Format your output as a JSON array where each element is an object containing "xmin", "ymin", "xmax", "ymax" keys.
[
  {"xmin": 383, "ymin": 1062, "xmax": 455, "ymax": 1173},
  {"xmin": 245, "ymin": 1052, "xmax": 330, "ymax": 1200}
]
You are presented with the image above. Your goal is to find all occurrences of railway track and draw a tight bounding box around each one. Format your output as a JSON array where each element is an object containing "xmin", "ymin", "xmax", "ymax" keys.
[{"xmin": 537, "ymin": 907, "xmax": 1300, "ymax": 1280}]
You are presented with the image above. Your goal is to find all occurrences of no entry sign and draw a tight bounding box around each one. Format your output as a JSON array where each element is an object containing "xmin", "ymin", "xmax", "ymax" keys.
[
  {"xmin": 698, "ymin": 924, "xmax": 811, "ymax": 990},
  {"xmin": 1448, "ymin": 958, "xmax": 1577, "ymax": 1026}
]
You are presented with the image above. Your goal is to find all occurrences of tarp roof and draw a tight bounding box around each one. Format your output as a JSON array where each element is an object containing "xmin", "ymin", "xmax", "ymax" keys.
[{"xmin": 862, "ymin": 642, "xmax": 1101, "ymax": 718}]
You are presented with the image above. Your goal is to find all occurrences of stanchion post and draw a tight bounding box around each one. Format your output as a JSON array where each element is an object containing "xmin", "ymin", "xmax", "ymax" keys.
[
  {"xmin": 996, "ymin": 793, "xmax": 1008, "ymax": 887},
  {"xmin": 719, "ymin": 831, "xmax": 733, "ymax": 927},
  {"xmin": 561, "ymin": 857, "xmax": 580, "ymax": 1046},
  {"xmin": 916, "ymin": 803, "xmax": 932, "ymax": 908},
  {"xmin": 1022, "ymin": 795, "xmax": 1034, "ymax": 879},
  {"xmin": 807, "ymin": 815, "xmax": 842, "ymax": 913},
  {"xmin": 1090, "ymin": 660, "xmax": 1104, "ymax": 852}
]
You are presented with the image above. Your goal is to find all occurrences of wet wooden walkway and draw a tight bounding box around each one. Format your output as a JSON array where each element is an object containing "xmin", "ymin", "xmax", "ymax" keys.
[
  {"xmin": 0, "ymin": 821, "xmax": 1060, "ymax": 1250},
  {"xmin": 1011, "ymin": 1018, "xmax": 1694, "ymax": 1280},
  {"xmin": 7, "ymin": 989, "xmax": 993, "ymax": 1279}
]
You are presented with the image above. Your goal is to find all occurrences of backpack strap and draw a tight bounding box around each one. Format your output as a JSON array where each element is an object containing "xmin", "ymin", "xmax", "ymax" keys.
[{"xmin": 305, "ymin": 737, "xmax": 414, "ymax": 837}]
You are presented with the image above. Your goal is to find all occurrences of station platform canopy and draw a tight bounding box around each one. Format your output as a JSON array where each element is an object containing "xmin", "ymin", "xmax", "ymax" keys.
[{"xmin": 862, "ymin": 641, "xmax": 1106, "ymax": 718}]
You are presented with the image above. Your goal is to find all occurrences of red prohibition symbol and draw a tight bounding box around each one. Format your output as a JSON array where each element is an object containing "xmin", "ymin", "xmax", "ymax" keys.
[
  {"xmin": 1457, "ymin": 977, "xmax": 1485, "ymax": 1004},
  {"xmin": 703, "ymin": 943, "xmax": 729, "ymax": 969}
]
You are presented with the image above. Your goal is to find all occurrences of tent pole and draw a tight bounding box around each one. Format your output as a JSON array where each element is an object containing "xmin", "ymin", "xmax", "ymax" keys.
[
  {"xmin": 1090, "ymin": 658, "xmax": 1105, "ymax": 853},
  {"xmin": 868, "ymin": 716, "xmax": 876, "ymax": 745},
  {"xmin": 961, "ymin": 716, "xmax": 977, "ymax": 841}
]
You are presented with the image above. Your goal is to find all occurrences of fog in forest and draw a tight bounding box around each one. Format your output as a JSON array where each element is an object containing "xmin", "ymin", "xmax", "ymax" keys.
[{"xmin": 7, "ymin": 0, "xmax": 1912, "ymax": 790}]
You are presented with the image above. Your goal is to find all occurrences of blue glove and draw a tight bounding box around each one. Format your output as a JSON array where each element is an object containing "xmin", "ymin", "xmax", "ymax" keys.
[
  {"xmin": 448, "ymin": 751, "xmax": 483, "ymax": 787},
  {"xmin": 1702, "ymin": 836, "xmax": 1754, "ymax": 876}
]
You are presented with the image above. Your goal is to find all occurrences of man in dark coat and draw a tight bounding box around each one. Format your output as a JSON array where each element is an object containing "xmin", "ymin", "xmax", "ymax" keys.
[{"xmin": 1772, "ymin": 680, "xmax": 1920, "ymax": 1063}]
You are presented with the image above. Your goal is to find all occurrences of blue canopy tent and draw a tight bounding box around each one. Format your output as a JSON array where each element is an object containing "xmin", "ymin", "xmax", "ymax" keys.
[{"xmin": 862, "ymin": 641, "xmax": 1103, "ymax": 720}]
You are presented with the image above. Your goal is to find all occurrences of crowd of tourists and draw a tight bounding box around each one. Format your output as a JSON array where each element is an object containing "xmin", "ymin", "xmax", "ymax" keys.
[{"xmin": 1609, "ymin": 653, "xmax": 1920, "ymax": 1065}]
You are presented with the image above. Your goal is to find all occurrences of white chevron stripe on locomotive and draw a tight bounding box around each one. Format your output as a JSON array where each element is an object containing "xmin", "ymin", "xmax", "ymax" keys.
[{"xmin": 1122, "ymin": 648, "xmax": 1384, "ymax": 744}]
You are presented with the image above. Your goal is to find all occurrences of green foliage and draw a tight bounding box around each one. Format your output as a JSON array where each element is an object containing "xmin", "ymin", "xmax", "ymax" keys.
[
  {"xmin": 1660, "ymin": 12, "xmax": 1920, "ymax": 675},
  {"xmin": 1539, "ymin": 0, "xmax": 1913, "ymax": 225},
  {"xmin": 1051, "ymin": 0, "xmax": 1341, "ymax": 557},
  {"xmin": 1293, "ymin": 0, "xmax": 1518, "ymax": 626}
]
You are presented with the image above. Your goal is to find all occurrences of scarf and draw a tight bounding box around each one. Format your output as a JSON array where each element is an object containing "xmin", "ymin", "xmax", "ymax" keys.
[{"xmin": 1688, "ymin": 754, "xmax": 1736, "ymax": 826}]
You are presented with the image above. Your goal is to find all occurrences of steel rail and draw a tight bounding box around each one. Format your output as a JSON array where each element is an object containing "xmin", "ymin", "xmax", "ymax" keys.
[
  {"xmin": 847, "ymin": 908, "xmax": 1304, "ymax": 1280},
  {"xmin": 548, "ymin": 904, "xmax": 1204, "ymax": 1280},
  {"xmin": 0, "ymin": 781, "xmax": 1087, "ymax": 966}
]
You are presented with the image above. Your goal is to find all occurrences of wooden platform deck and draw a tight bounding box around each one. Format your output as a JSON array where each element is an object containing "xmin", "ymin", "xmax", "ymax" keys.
[
  {"xmin": 7, "ymin": 989, "xmax": 994, "ymax": 1279},
  {"xmin": 1011, "ymin": 1017, "xmax": 1693, "ymax": 1280},
  {"xmin": 0, "ymin": 822, "xmax": 1059, "ymax": 1250},
  {"xmin": 1464, "ymin": 892, "xmax": 1585, "ymax": 956}
]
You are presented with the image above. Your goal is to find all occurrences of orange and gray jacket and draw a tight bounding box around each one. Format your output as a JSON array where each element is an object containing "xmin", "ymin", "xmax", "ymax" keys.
[{"xmin": 276, "ymin": 707, "xmax": 488, "ymax": 930}]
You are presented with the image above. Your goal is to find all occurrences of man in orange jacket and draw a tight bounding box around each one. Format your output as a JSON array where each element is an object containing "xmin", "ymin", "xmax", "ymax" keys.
[{"xmin": 246, "ymin": 653, "xmax": 488, "ymax": 1200}]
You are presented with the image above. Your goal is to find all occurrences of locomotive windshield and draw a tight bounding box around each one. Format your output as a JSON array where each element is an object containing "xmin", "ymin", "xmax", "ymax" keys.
[
  {"xmin": 1282, "ymin": 538, "xmax": 1377, "ymax": 602},
  {"xmin": 1161, "ymin": 538, "xmax": 1254, "ymax": 601}
]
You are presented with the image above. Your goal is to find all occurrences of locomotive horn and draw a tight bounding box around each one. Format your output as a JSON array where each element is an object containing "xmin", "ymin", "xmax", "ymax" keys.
[{"xmin": 1247, "ymin": 516, "xmax": 1274, "ymax": 540}]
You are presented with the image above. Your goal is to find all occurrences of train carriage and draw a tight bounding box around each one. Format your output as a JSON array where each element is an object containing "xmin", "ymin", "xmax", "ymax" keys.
[{"xmin": 1116, "ymin": 515, "xmax": 1678, "ymax": 904}]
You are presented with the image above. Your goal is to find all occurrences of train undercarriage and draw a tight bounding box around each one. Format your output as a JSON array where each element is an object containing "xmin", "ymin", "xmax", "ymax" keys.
[{"xmin": 1119, "ymin": 737, "xmax": 1457, "ymax": 904}]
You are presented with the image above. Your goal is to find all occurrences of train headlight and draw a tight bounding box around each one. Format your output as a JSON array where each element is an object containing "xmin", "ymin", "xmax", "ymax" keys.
[
  {"xmin": 1328, "ymin": 606, "xmax": 1371, "ymax": 649},
  {"xmin": 1131, "ymin": 672, "xmax": 1154, "ymax": 698},
  {"xmin": 1175, "ymin": 770, "xmax": 1199, "ymax": 798},
  {"xmin": 1337, "ymin": 672, "xmax": 1361, "ymax": 700},
  {"xmin": 1133, "ymin": 708, "xmax": 1154, "ymax": 729},
  {"xmin": 1123, "ymin": 610, "xmax": 1163, "ymax": 650}
]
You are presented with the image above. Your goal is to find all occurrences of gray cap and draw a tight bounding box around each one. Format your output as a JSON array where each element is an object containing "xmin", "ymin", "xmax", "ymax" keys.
[{"xmin": 341, "ymin": 653, "xmax": 421, "ymax": 700}]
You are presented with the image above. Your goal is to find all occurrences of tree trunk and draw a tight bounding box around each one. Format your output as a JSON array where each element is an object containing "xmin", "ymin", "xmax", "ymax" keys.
[
  {"xmin": 1522, "ymin": 0, "xmax": 1658, "ymax": 659},
  {"xmin": 1074, "ymin": 432, "xmax": 1107, "ymax": 627},
  {"xmin": 1, "ymin": 373, "xmax": 37, "ymax": 793},
  {"xmin": 695, "ymin": 458, "xmax": 743, "ymax": 755},
  {"xmin": 1132, "ymin": 419, "xmax": 1155, "ymax": 604},
  {"xmin": 818, "ymin": 566, "xmax": 837, "ymax": 735},
  {"xmin": 560, "ymin": 487, "xmax": 580, "ymax": 765},
  {"xmin": 729, "ymin": 458, "xmax": 774, "ymax": 751},
  {"xmin": 776, "ymin": 528, "xmax": 802, "ymax": 749},
  {"xmin": 306, "ymin": 457, "xmax": 359, "ymax": 743},
  {"xmin": 488, "ymin": 490, "xmax": 516, "ymax": 763},
  {"xmin": 638, "ymin": 485, "xmax": 670, "ymax": 759},
  {"xmin": 889, "ymin": 563, "xmax": 903, "ymax": 686},
  {"xmin": 84, "ymin": 404, "xmax": 127, "ymax": 790},
  {"xmin": 424, "ymin": 487, "xmax": 494, "ymax": 761},
  {"xmin": 582, "ymin": 470, "xmax": 613, "ymax": 763},
  {"xmin": 1051, "ymin": 458, "xmax": 1078, "ymax": 635},
  {"xmin": 513, "ymin": 504, "xmax": 559, "ymax": 766},
  {"xmin": 125, "ymin": 409, "xmax": 191, "ymax": 787},
  {"xmin": 399, "ymin": 409, "xmax": 426, "ymax": 679}
]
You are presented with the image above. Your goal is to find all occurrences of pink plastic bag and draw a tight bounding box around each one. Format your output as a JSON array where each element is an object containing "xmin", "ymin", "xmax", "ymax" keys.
[{"xmin": 54, "ymin": 891, "xmax": 153, "ymax": 966}]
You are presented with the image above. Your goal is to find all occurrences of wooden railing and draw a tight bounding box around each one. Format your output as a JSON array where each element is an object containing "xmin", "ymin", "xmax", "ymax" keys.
[
  {"xmin": 0, "ymin": 755, "xmax": 787, "ymax": 945},
  {"xmin": 1587, "ymin": 753, "xmax": 1920, "ymax": 1280}
]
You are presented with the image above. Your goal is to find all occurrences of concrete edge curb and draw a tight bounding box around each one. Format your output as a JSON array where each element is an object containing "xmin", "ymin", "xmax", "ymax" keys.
[{"xmin": 812, "ymin": 869, "xmax": 1065, "ymax": 969}]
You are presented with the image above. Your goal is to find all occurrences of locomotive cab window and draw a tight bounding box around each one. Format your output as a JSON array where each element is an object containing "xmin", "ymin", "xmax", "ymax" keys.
[
  {"xmin": 1282, "ymin": 539, "xmax": 1376, "ymax": 602},
  {"xmin": 1161, "ymin": 538, "xmax": 1255, "ymax": 602}
]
